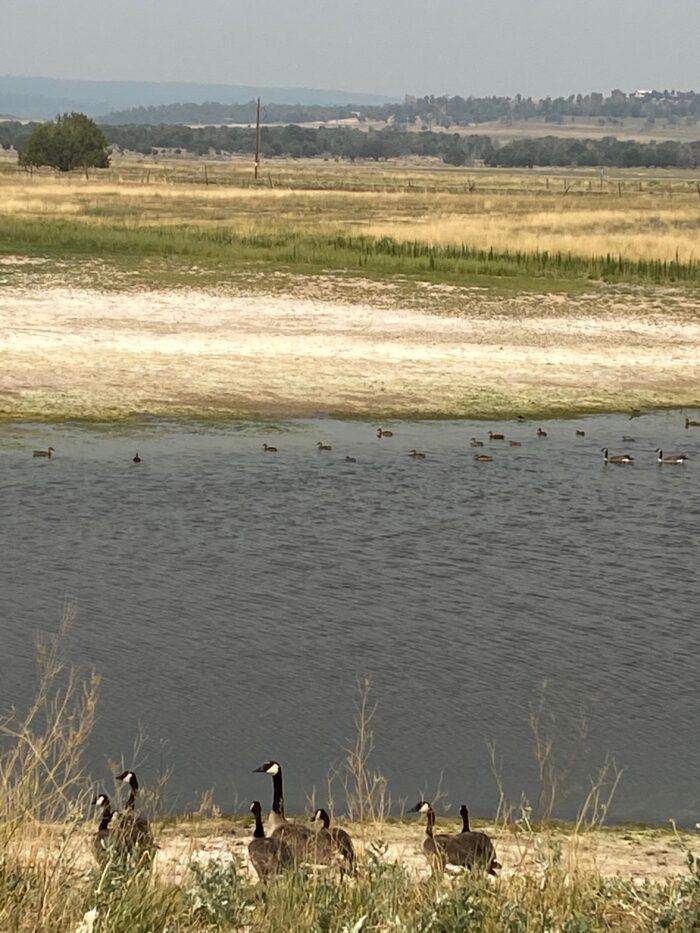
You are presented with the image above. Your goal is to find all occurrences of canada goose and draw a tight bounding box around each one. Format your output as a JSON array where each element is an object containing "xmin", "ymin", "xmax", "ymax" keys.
[
  {"xmin": 254, "ymin": 760, "xmax": 333, "ymax": 864},
  {"xmin": 262, "ymin": 443, "xmax": 278, "ymax": 452},
  {"xmin": 474, "ymin": 454, "xmax": 493, "ymax": 462},
  {"xmin": 621, "ymin": 436, "xmax": 636, "ymax": 443},
  {"xmin": 114, "ymin": 770, "xmax": 154, "ymax": 854},
  {"xmin": 316, "ymin": 442, "xmax": 332, "ymax": 450},
  {"xmin": 408, "ymin": 450, "xmax": 426, "ymax": 459},
  {"xmin": 575, "ymin": 430, "xmax": 585, "ymax": 437},
  {"xmin": 345, "ymin": 456, "xmax": 357, "ymax": 463},
  {"xmin": 248, "ymin": 800, "xmax": 293, "ymax": 880},
  {"xmin": 377, "ymin": 428, "xmax": 394, "ymax": 437},
  {"xmin": 458, "ymin": 805, "xmax": 500, "ymax": 874},
  {"xmin": 132, "ymin": 453, "xmax": 141, "ymax": 463},
  {"xmin": 410, "ymin": 801, "xmax": 499, "ymax": 874},
  {"xmin": 656, "ymin": 449, "xmax": 688, "ymax": 464},
  {"xmin": 32, "ymin": 447, "xmax": 54, "ymax": 458},
  {"xmin": 516, "ymin": 415, "xmax": 525, "ymax": 422},
  {"xmin": 312, "ymin": 808, "xmax": 355, "ymax": 870},
  {"xmin": 629, "ymin": 409, "xmax": 642, "ymax": 420},
  {"xmin": 470, "ymin": 438, "xmax": 484, "ymax": 448},
  {"xmin": 488, "ymin": 432, "xmax": 504, "ymax": 441},
  {"xmin": 685, "ymin": 418, "xmax": 700, "ymax": 428},
  {"xmin": 601, "ymin": 448, "xmax": 634, "ymax": 464},
  {"xmin": 536, "ymin": 428, "xmax": 548, "ymax": 437},
  {"xmin": 509, "ymin": 440, "xmax": 522, "ymax": 447},
  {"xmin": 92, "ymin": 793, "xmax": 114, "ymax": 864}
]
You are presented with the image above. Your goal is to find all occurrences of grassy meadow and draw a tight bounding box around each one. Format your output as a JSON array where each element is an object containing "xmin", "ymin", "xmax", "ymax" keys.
[{"xmin": 0, "ymin": 157, "xmax": 699, "ymax": 289}]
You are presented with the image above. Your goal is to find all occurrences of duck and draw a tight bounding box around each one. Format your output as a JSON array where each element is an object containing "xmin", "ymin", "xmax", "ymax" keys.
[
  {"xmin": 113, "ymin": 770, "xmax": 154, "ymax": 855},
  {"xmin": 316, "ymin": 442, "xmax": 332, "ymax": 450},
  {"xmin": 345, "ymin": 456, "xmax": 357, "ymax": 463},
  {"xmin": 132, "ymin": 453, "xmax": 141, "ymax": 463},
  {"xmin": 248, "ymin": 800, "xmax": 293, "ymax": 880},
  {"xmin": 685, "ymin": 418, "xmax": 700, "ymax": 428},
  {"xmin": 656, "ymin": 449, "xmax": 688, "ymax": 465},
  {"xmin": 458, "ymin": 805, "xmax": 500, "ymax": 874},
  {"xmin": 32, "ymin": 447, "xmax": 54, "ymax": 458},
  {"xmin": 601, "ymin": 448, "xmax": 634, "ymax": 464},
  {"xmin": 408, "ymin": 450, "xmax": 426, "ymax": 459},
  {"xmin": 254, "ymin": 760, "xmax": 333, "ymax": 865},
  {"xmin": 262, "ymin": 443, "xmax": 278, "ymax": 452},
  {"xmin": 92, "ymin": 793, "xmax": 114, "ymax": 864},
  {"xmin": 377, "ymin": 428, "xmax": 394, "ymax": 438},
  {"xmin": 488, "ymin": 432, "xmax": 504, "ymax": 441},
  {"xmin": 311, "ymin": 808, "xmax": 355, "ymax": 872},
  {"xmin": 474, "ymin": 454, "xmax": 493, "ymax": 462},
  {"xmin": 410, "ymin": 801, "xmax": 499, "ymax": 874},
  {"xmin": 470, "ymin": 438, "xmax": 484, "ymax": 448},
  {"xmin": 536, "ymin": 428, "xmax": 548, "ymax": 437},
  {"xmin": 575, "ymin": 430, "xmax": 586, "ymax": 437}
]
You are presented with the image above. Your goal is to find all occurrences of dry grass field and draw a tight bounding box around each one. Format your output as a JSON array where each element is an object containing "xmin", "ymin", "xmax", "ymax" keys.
[{"xmin": 1, "ymin": 157, "xmax": 699, "ymax": 266}]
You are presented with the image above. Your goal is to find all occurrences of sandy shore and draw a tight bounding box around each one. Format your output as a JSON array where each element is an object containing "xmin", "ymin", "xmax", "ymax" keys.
[
  {"xmin": 20, "ymin": 819, "xmax": 700, "ymax": 885},
  {"xmin": 161, "ymin": 820, "xmax": 700, "ymax": 885},
  {"xmin": 1, "ymin": 273, "xmax": 699, "ymax": 421}
]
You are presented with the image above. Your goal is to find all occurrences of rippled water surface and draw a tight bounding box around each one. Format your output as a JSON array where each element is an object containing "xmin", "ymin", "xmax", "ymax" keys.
[{"xmin": 1, "ymin": 413, "xmax": 698, "ymax": 824}]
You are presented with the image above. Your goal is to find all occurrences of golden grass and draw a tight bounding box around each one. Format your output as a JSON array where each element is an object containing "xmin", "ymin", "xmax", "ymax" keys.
[{"xmin": 1, "ymin": 158, "xmax": 699, "ymax": 265}]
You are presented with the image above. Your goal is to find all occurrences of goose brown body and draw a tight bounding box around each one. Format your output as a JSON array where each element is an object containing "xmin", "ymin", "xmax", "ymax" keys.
[{"xmin": 248, "ymin": 800, "xmax": 293, "ymax": 880}]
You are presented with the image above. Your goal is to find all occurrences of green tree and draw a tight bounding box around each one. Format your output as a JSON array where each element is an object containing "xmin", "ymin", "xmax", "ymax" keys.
[{"xmin": 18, "ymin": 112, "xmax": 110, "ymax": 172}]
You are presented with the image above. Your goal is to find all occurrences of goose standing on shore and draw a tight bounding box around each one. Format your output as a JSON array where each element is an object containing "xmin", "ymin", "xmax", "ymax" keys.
[
  {"xmin": 254, "ymin": 760, "xmax": 332, "ymax": 864},
  {"xmin": 411, "ymin": 801, "xmax": 499, "ymax": 874},
  {"xmin": 458, "ymin": 805, "xmax": 500, "ymax": 874},
  {"xmin": 92, "ymin": 793, "xmax": 114, "ymax": 864},
  {"xmin": 311, "ymin": 808, "xmax": 355, "ymax": 871},
  {"xmin": 114, "ymin": 770, "xmax": 154, "ymax": 855},
  {"xmin": 656, "ymin": 449, "xmax": 688, "ymax": 464},
  {"xmin": 248, "ymin": 800, "xmax": 293, "ymax": 880}
]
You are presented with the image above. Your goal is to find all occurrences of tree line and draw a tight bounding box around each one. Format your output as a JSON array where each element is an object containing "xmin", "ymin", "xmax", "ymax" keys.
[
  {"xmin": 99, "ymin": 89, "xmax": 700, "ymax": 128},
  {"xmin": 4, "ymin": 118, "xmax": 700, "ymax": 170}
]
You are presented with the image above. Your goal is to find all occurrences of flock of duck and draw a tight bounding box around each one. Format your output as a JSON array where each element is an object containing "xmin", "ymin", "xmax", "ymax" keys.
[
  {"xmin": 32, "ymin": 416, "xmax": 697, "ymax": 467},
  {"xmin": 92, "ymin": 762, "xmax": 499, "ymax": 880}
]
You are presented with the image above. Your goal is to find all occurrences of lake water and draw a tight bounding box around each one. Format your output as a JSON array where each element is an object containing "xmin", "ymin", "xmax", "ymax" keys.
[{"xmin": 1, "ymin": 413, "xmax": 698, "ymax": 825}]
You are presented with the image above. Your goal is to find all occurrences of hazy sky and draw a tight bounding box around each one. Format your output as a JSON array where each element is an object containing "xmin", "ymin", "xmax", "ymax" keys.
[{"xmin": 4, "ymin": 0, "xmax": 699, "ymax": 97}]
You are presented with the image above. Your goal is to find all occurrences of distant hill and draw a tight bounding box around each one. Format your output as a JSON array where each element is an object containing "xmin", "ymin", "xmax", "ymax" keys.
[{"xmin": 0, "ymin": 75, "xmax": 396, "ymax": 120}]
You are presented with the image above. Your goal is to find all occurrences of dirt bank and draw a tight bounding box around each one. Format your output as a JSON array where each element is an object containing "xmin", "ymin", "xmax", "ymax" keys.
[{"xmin": 2, "ymin": 275, "xmax": 699, "ymax": 421}]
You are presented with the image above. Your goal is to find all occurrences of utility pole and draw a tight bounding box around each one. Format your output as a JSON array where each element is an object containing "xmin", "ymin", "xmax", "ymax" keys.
[{"xmin": 254, "ymin": 97, "xmax": 261, "ymax": 180}]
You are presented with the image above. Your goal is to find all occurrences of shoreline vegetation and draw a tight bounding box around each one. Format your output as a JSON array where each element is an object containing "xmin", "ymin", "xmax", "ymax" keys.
[
  {"xmin": 2, "ymin": 632, "xmax": 700, "ymax": 932},
  {"xmin": 1, "ymin": 158, "xmax": 699, "ymax": 421}
]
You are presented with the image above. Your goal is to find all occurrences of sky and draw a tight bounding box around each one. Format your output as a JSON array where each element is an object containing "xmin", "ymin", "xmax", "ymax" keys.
[{"xmin": 3, "ymin": 0, "xmax": 699, "ymax": 98}]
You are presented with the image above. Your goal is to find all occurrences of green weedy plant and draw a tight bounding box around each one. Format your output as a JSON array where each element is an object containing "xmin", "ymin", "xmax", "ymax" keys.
[{"xmin": 183, "ymin": 856, "xmax": 251, "ymax": 928}]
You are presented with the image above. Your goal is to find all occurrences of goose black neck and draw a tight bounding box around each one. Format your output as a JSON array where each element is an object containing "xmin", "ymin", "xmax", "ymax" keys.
[
  {"xmin": 253, "ymin": 808, "xmax": 265, "ymax": 838},
  {"xmin": 271, "ymin": 769, "xmax": 284, "ymax": 818},
  {"xmin": 99, "ymin": 805, "xmax": 113, "ymax": 831},
  {"xmin": 318, "ymin": 810, "xmax": 330, "ymax": 829},
  {"xmin": 425, "ymin": 810, "xmax": 435, "ymax": 837},
  {"xmin": 126, "ymin": 787, "xmax": 137, "ymax": 810},
  {"xmin": 461, "ymin": 810, "xmax": 471, "ymax": 833}
]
